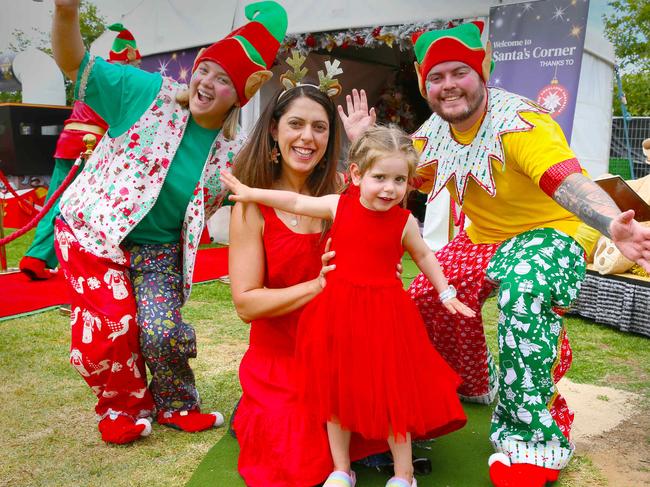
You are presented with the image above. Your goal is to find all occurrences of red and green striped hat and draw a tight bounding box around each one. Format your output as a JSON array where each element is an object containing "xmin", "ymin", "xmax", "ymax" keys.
[
  {"xmin": 413, "ymin": 21, "xmax": 493, "ymax": 96},
  {"xmin": 193, "ymin": 1, "xmax": 288, "ymax": 106},
  {"xmin": 108, "ymin": 23, "xmax": 141, "ymax": 63}
]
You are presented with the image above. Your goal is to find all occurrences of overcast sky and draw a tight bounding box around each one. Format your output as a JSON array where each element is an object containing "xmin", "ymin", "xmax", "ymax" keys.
[{"xmin": 0, "ymin": 0, "xmax": 614, "ymax": 53}]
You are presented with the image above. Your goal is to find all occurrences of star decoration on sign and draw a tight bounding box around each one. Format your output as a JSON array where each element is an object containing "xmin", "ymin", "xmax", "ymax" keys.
[
  {"xmin": 569, "ymin": 25, "xmax": 583, "ymax": 38},
  {"xmin": 157, "ymin": 58, "xmax": 170, "ymax": 76},
  {"xmin": 552, "ymin": 6, "xmax": 566, "ymax": 20}
]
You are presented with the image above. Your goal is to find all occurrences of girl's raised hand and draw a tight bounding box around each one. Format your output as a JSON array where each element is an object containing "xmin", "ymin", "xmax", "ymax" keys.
[
  {"xmin": 220, "ymin": 172, "xmax": 254, "ymax": 203},
  {"xmin": 337, "ymin": 89, "xmax": 376, "ymax": 144},
  {"xmin": 442, "ymin": 298, "xmax": 476, "ymax": 318}
]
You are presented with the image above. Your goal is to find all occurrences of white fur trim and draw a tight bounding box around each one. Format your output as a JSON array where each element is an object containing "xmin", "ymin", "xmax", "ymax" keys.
[
  {"xmin": 211, "ymin": 411, "xmax": 225, "ymax": 428},
  {"xmin": 488, "ymin": 452, "xmax": 511, "ymax": 467},
  {"xmin": 136, "ymin": 418, "xmax": 152, "ymax": 437}
]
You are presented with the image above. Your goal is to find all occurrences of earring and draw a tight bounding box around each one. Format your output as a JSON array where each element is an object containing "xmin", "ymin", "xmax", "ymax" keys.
[{"xmin": 270, "ymin": 140, "xmax": 279, "ymax": 164}]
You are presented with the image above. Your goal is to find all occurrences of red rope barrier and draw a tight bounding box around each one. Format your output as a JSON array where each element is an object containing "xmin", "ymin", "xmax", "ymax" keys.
[
  {"xmin": 0, "ymin": 171, "xmax": 39, "ymax": 216},
  {"xmin": 0, "ymin": 158, "xmax": 83, "ymax": 246}
]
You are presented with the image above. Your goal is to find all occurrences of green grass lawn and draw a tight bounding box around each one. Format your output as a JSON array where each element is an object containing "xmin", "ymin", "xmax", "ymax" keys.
[{"xmin": 1, "ymin": 230, "xmax": 649, "ymax": 486}]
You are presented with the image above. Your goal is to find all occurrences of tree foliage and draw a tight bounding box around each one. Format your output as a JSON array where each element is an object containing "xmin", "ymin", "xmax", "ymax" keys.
[
  {"xmin": 604, "ymin": 1, "xmax": 650, "ymax": 116},
  {"xmin": 6, "ymin": 1, "xmax": 106, "ymax": 104},
  {"xmin": 603, "ymin": 0, "xmax": 650, "ymax": 72},
  {"xmin": 613, "ymin": 71, "xmax": 650, "ymax": 116},
  {"xmin": 9, "ymin": 1, "xmax": 106, "ymax": 53},
  {"xmin": 0, "ymin": 91, "xmax": 21, "ymax": 103}
]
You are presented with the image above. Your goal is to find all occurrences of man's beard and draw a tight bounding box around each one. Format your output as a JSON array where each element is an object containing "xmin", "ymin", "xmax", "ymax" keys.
[{"xmin": 429, "ymin": 85, "xmax": 485, "ymax": 125}]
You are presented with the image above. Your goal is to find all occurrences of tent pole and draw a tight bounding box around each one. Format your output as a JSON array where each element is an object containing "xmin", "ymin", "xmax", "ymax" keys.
[{"xmin": 614, "ymin": 65, "xmax": 635, "ymax": 179}]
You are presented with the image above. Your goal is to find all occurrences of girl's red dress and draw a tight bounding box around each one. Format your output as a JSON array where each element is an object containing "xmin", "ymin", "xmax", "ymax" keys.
[
  {"xmin": 297, "ymin": 188, "xmax": 467, "ymax": 441},
  {"xmin": 234, "ymin": 204, "xmax": 387, "ymax": 487}
]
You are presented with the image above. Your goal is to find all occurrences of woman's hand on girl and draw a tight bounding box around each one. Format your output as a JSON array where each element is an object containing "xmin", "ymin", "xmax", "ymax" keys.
[
  {"xmin": 443, "ymin": 298, "xmax": 476, "ymax": 318},
  {"xmin": 220, "ymin": 172, "xmax": 253, "ymax": 203},
  {"xmin": 316, "ymin": 238, "xmax": 336, "ymax": 290}
]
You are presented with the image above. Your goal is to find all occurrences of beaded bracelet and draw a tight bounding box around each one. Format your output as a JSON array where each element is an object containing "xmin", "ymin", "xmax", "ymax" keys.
[{"xmin": 438, "ymin": 285, "xmax": 457, "ymax": 304}]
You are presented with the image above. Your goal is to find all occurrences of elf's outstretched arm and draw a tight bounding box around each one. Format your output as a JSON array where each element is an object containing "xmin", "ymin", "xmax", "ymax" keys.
[{"xmin": 52, "ymin": 0, "xmax": 85, "ymax": 81}]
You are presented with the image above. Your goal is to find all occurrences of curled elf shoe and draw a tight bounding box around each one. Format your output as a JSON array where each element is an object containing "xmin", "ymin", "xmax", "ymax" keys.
[
  {"xmin": 488, "ymin": 453, "xmax": 560, "ymax": 487},
  {"xmin": 386, "ymin": 476, "xmax": 417, "ymax": 487},
  {"xmin": 98, "ymin": 415, "xmax": 151, "ymax": 445},
  {"xmin": 19, "ymin": 256, "xmax": 57, "ymax": 280},
  {"xmin": 323, "ymin": 470, "xmax": 356, "ymax": 487},
  {"xmin": 157, "ymin": 409, "xmax": 225, "ymax": 433}
]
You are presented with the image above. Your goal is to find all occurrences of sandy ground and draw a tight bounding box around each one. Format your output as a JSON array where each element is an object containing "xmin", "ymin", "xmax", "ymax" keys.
[{"xmin": 558, "ymin": 379, "xmax": 650, "ymax": 486}]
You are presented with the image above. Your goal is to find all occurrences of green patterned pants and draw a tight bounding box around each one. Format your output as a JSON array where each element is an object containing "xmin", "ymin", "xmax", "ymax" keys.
[{"xmin": 486, "ymin": 228, "xmax": 585, "ymax": 469}]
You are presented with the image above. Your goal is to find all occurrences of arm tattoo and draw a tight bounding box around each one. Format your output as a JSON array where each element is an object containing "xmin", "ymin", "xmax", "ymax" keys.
[{"xmin": 552, "ymin": 173, "xmax": 620, "ymax": 238}]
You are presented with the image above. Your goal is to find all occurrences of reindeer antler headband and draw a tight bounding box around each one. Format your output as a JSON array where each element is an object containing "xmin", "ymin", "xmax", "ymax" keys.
[{"xmin": 279, "ymin": 51, "xmax": 343, "ymax": 99}]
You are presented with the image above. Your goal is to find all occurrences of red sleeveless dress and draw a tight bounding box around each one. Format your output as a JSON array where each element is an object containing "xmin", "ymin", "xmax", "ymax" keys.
[
  {"xmin": 297, "ymin": 188, "xmax": 467, "ymax": 441},
  {"xmin": 234, "ymin": 205, "xmax": 387, "ymax": 487}
]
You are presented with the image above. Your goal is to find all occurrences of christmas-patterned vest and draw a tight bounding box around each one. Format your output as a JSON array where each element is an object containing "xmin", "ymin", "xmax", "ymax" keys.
[
  {"xmin": 413, "ymin": 87, "xmax": 547, "ymax": 205},
  {"xmin": 59, "ymin": 75, "xmax": 245, "ymax": 302}
]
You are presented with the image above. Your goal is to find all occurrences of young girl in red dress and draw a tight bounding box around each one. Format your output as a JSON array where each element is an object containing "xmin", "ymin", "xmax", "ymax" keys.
[{"xmin": 223, "ymin": 125, "xmax": 472, "ymax": 487}]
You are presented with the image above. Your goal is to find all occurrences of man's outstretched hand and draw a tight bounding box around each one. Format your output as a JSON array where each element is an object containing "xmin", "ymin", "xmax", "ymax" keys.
[{"xmin": 610, "ymin": 209, "xmax": 650, "ymax": 273}]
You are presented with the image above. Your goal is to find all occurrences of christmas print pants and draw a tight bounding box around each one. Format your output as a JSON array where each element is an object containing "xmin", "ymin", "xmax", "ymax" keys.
[
  {"xmin": 55, "ymin": 218, "xmax": 201, "ymax": 418},
  {"xmin": 54, "ymin": 218, "xmax": 154, "ymax": 421},
  {"xmin": 486, "ymin": 228, "xmax": 585, "ymax": 469},
  {"xmin": 408, "ymin": 228, "xmax": 585, "ymax": 469},
  {"xmin": 125, "ymin": 240, "xmax": 201, "ymax": 413}
]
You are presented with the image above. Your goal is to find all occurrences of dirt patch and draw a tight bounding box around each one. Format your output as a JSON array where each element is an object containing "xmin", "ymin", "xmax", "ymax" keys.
[{"xmin": 558, "ymin": 379, "xmax": 650, "ymax": 486}]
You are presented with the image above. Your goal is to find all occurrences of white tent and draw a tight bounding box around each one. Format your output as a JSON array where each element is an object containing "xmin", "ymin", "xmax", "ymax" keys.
[
  {"xmin": 572, "ymin": 30, "xmax": 616, "ymax": 178},
  {"xmin": 91, "ymin": 0, "xmax": 239, "ymax": 58}
]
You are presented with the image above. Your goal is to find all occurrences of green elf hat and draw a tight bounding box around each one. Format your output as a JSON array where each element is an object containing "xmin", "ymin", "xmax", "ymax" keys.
[
  {"xmin": 108, "ymin": 23, "xmax": 141, "ymax": 63},
  {"xmin": 192, "ymin": 1, "xmax": 288, "ymax": 106},
  {"xmin": 412, "ymin": 21, "xmax": 493, "ymax": 98}
]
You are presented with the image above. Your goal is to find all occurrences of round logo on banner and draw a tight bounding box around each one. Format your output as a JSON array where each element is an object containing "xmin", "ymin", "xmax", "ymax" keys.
[{"xmin": 537, "ymin": 82, "xmax": 569, "ymax": 118}]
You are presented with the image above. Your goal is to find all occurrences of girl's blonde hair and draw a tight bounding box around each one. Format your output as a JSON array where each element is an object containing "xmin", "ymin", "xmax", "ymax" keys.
[
  {"xmin": 348, "ymin": 125, "xmax": 418, "ymax": 180},
  {"xmin": 175, "ymin": 89, "xmax": 241, "ymax": 141}
]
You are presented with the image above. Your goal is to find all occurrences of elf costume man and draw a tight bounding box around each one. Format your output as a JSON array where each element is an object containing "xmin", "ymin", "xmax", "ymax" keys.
[
  {"xmin": 407, "ymin": 22, "xmax": 650, "ymax": 487},
  {"xmin": 19, "ymin": 23, "xmax": 141, "ymax": 280},
  {"xmin": 51, "ymin": 0, "xmax": 287, "ymax": 444}
]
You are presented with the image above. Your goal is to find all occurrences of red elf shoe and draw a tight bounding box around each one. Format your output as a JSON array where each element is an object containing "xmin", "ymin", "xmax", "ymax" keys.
[
  {"xmin": 98, "ymin": 415, "xmax": 151, "ymax": 445},
  {"xmin": 19, "ymin": 256, "xmax": 57, "ymax": 280},
  {"xmin": 157, "ymin": 409, "xmax": 225, "ymax": 432},
  {"xmin": 489, "ymin": 453, "xmax": 560, "ymax": 487}
]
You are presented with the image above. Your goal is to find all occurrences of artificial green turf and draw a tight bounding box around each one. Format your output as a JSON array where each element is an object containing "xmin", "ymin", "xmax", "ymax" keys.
[{"xmin": 187, "ymin": 403, "xmax": 494, "ymax": 487}]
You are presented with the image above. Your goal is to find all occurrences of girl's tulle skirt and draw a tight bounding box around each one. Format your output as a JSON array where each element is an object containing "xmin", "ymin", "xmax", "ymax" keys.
[{"xmin": 297, "ymin": 279, "xmax": 467, "ymax": 441}]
